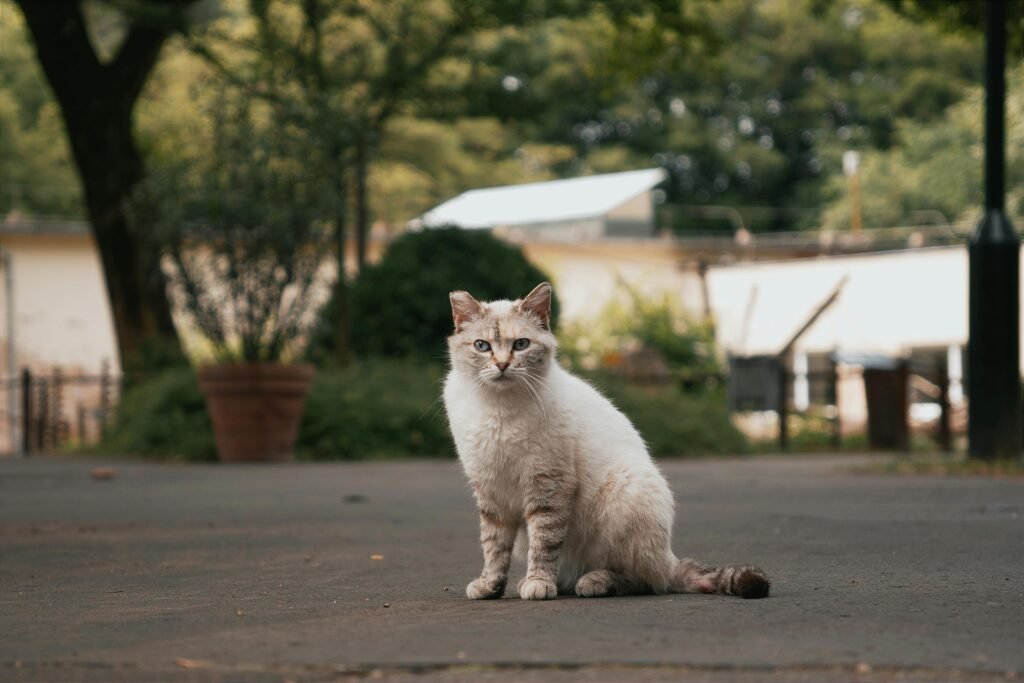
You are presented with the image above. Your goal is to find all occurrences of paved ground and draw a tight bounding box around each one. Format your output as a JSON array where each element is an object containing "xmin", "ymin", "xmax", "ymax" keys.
[{"xmin": 1, "ymin": 454, "xmax": 1022, "ymax": 683}]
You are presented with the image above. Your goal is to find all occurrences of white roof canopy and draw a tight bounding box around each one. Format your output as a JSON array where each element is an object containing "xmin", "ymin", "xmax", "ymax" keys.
[
  {"xmin": 416, "ymin": 168, "xmax": 667, "ymax": 229},
  {"xmin": 707, "ymin": 246, "xmax": 985, "ymax": 358}
]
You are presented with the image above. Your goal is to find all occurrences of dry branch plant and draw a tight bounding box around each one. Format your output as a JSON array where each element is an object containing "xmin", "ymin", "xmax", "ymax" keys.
[{"xmin": 137, "ymin": 95, "xmax": 334, "ymax": 363}]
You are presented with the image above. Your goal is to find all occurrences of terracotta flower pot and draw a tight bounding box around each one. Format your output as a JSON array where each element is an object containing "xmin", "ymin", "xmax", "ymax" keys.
[{"xmin": 197, "ymin": 362, "xmax": 315, "ymax": 463}]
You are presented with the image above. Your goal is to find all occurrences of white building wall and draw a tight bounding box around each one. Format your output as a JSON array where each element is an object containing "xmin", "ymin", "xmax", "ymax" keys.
[
  {"xmin": 0, "ymin": 234, "xmax": 120, "ymax": 376},
  {"xmin": 707, "ymin": 246, "xmax": 984, "ymax": 359}
]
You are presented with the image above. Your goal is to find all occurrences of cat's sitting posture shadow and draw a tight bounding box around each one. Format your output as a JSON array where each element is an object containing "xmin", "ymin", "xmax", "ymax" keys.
[{"xmin": 443, "ymin": 282, "xmax": 770, "ymax": 601}]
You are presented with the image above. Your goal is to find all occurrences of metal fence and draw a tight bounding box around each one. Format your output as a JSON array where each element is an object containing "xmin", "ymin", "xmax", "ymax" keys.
[{"xmin": 2, "ymin": 362, "xmax": 120, "ymax": 455}]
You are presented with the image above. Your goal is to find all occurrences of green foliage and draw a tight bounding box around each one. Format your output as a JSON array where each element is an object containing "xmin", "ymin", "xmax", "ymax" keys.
[
  {"xmin": 0, "ymin": 0, "xmax": 82, "ymax": 217},
  {"xmin": 297, "ymin": 360, "xmax": 453, "ymax": 460},
  {"xmin": 821, "ymin": 65, "xmax": 1024, "ymax": 229},
  {"xmin": 432, "ymin": 0, "xmax": 982, "ymax": 231},
  {"xmin": 337, "ymin": 227, "xmax": 557, "ymax": 359},
  {"xmin": 95, "ymin": 358, "xmax": 746, "ymax": 461},
  {"xmin": 583, "ymin": 374, "xmax": 747, "ymax": 456},
  {"xmin": 94, "ymin": 362, "xmax": 451, "ymax": 462},
  {"xmin": 559, "ymin": 288, "xmax": 720, "ymax": 387},
  {"xmin": 97, "ymin": 367, "xmax": 217, "ymax": 462},
  {"xmin": 8, "ymin": 0, "xmax": 994, "ymax": 234}
]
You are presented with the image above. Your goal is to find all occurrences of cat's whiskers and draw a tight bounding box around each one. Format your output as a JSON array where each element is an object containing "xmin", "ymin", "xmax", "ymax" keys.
[
  {"xmin": 516, "ymin": 369, "xmax": 550, "ymax": 427},
  {"xmin": 417, "ymin": 376, "xmax": 450, "ymax": 422}
]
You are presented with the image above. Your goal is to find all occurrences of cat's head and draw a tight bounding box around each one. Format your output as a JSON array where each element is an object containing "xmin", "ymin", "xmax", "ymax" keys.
[{"xmin": 447, "ymin": 282, "xmax": 557, "ymax": 391}]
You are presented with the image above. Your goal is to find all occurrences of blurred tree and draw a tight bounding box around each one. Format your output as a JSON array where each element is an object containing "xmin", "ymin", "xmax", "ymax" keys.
[
  {"xmin": 880, "ymin": 0, "xmax": 1024, "ymax": 55},
  {"xmin": 0, "ymin": 1, "xmax": 82, "ymax": 217},
  {"xmin": 6, "ymin": 0, "xmax": 998, "ymax": 266},
  {"xmin": 427, "ymin": 0, "xmax": 982, "ymax": 232},
  {"xmin": 821, "ymin": 65, "xmax": 1024, "ymax": 230},
  {"xmin": 139, "ymin": 93, "xmax": 334, "ymax": 363},
  {"xmin": 185, "ymin": 0, "xmax": 503, "ymax": 362},
  {"xmin": 185, "ymin": 0, "xmax": 705, "ymax": 363},
  {"xmin": 12, "ymin": 0, "xmax": 199, "ymax": 370}
]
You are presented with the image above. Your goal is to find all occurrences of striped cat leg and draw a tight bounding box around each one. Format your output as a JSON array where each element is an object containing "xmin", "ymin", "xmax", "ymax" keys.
[
  {"xmin": 518, "ymin": 476, "xmax": 573, "ymax": 600},
  {"xmin": 673, "ymin": 557, "xmax": 771, "ymax": 599},
  {"xmin": 466, "ymin": 504, "xmax": 517, "ymax": 600},
  {"xmin": 574, "ymin": 569, "xmax": 649, "ymax": 598}
]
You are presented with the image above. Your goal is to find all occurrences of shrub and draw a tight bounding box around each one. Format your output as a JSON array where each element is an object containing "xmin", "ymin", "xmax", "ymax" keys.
[
  {"xmin": 559, "ymin": 287, "xmax": 721, "ymax": 391},
  {"xmin": 317, "ymin": 227, "xmax": 557, "ymax": 360},
  {"xmin": 297, "ymin": 360, "xmax": 453, "ymax": 460},
  {"xmin": 97, "ymin": 367, "xmax": 217, "ymax": 462},
  {"xmin": 95, "ymin": 362, "xmax": 454, "ymax": 461},
  {"xmin": 94, "ymin": 361, "xmax": 746, "ymax": 461},
  {"xmin": 582, "ymin": 373, "xmax": 748, "ymax": 457}
]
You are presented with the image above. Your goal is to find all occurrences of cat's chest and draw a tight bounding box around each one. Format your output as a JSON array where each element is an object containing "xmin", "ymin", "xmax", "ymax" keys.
[
  {"xmin": 446, "ymin": 394, "xmax": 554, "ymax": 484},
  {"xmin": 450, "ymin": 402, "xmax": 539, "ymax": 460}
]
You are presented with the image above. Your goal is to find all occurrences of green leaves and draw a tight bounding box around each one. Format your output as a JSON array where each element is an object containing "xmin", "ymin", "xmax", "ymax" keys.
[{"xmin": 324, "ymin": 227, "xmax": 556, "ymax": 360}]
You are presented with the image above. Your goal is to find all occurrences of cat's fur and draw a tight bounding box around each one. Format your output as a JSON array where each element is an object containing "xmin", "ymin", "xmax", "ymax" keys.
[{"xmin": 443, "ymin": 282, "xmax": 770, "ymax": 600}]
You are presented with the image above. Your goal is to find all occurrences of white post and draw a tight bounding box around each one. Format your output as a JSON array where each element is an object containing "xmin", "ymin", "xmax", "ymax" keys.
[{"xmin": 794, "ymin": 351, "xmax": 810, "ymax": 412}]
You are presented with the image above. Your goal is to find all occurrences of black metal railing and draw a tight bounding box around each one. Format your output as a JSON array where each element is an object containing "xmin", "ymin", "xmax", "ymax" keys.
[{"xmin": 5, "ymin": 362, "xmax": 121, "ymax": 455}]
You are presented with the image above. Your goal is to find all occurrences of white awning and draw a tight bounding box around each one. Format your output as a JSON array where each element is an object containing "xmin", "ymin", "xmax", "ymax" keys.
[{"xmin": 416, "ymin": 168, "xmax": 667, "ymax": 229}]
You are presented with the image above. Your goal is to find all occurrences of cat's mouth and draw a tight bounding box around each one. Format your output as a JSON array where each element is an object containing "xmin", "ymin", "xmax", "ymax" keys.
[{"xmin": 484, "ymin": 372, "xmax": 515, "ymax": 387}]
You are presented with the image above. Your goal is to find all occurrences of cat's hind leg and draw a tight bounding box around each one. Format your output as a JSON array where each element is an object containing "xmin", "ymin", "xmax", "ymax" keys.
[
  {"xmin": 671, "ymin": 557, "xmax": 770, "ymax": 599},
  {"xmin": 574, "ymin": 569, "xmax": 649, "ymax": 598}
]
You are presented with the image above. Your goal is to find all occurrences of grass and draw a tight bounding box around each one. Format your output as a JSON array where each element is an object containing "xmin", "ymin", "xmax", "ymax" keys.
[{"xmin": 853, "ymin": 453, "xmax": 1024, "ymax": 477}]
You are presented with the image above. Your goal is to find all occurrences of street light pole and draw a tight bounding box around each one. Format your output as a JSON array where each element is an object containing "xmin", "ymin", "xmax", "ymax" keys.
[{"xmin": 967, "ymin": 0, "xmax": 1021, "ymax": 460}]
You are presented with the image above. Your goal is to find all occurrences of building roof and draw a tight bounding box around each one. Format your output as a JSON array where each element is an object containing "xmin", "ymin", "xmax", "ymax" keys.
[{"xmin": 416, "ymin": 168, "xmax": 667, "ymax": 230}]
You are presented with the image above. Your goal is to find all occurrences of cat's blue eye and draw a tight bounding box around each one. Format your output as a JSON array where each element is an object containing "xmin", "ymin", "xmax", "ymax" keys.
[
  {"xmin": 474, "ymin": 340, "xmax": 491, "ymax": 352},
  {"xmin": 513, "ymin": 338, "xmax": 530, "ymax": 351}
]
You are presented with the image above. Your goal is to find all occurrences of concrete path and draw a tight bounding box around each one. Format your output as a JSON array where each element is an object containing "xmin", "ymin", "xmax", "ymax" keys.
[{"xmin": 1, "ymin": 455, "xmax": 1021, "ymax": 682}]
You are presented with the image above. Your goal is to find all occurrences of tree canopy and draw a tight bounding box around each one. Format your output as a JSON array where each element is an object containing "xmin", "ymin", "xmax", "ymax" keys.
[{"xmin": 6, "ymin": 0, "xmax": 1007, "ymax": 240}]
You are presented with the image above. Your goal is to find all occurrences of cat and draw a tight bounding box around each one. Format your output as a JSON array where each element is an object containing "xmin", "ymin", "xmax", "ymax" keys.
[{"xmin": 443, "ymin": 282, "xmax": 770, "ymax": 600}]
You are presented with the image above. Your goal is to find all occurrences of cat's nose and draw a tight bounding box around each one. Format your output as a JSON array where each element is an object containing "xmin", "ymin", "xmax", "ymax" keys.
[{"xmin": 496, "ymin": 361, "xmax": 510, "ymax": 373}]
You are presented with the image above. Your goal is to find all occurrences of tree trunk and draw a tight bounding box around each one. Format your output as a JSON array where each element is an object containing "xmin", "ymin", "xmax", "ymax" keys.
[
  {"xmin": 355, "ymin": 139, "xmax": 370, "ymax": 272},
  {"xmin": 16, "ymin": 0, "xmax": 185, "ymax": 372}
]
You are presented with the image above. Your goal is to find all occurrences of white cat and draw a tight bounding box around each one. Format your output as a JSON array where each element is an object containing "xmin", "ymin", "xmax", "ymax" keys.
[{"xmin": 443, "ymin": 282, "xmax": 769, "ymax": 600}]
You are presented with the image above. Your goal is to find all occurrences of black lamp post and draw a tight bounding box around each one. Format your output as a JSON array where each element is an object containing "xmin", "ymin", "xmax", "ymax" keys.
[{"xmin": 967, "ymin": 0, "xmax": 1021, "ymax": 460}]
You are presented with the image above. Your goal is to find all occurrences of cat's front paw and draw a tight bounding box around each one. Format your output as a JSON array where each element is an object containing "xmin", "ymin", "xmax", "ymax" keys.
[
  {"xmin": 466, "ymin": 576, "xmax": 506, "ymax": 600},
  {"xmin": 517, "ymin": 576, "xmax": 557, "ymax": 600}
]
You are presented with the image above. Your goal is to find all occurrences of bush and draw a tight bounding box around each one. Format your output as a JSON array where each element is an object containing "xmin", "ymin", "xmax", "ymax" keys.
[
  {"xmin": 322, "ymin": 227, "xmax": 557, "ymax": 360},
  {"xmin": 94, "ymin": 362, "xmax": 454, "ymax": 461},
  {"xmin": 297, "ymin": 360, "xmax": 453, "ymax": 460},
  {"xmin": 94, "ymin": 361, "xmax": 745, "ymax": 461},
  {"xmin": 583, "ymin": 373, "xmax": 748, "ymax": 457},
  {"xmin": 97, "ymin": 367, "xmax": 217, "ymax": 462},
  {"xmin": 559, "ymin": 287, "xmax": 721, "ymax": 389}
]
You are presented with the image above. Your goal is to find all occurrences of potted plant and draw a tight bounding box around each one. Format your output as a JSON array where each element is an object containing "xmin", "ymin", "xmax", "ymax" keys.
[{"xmin": 141, "ymin": 97, "xmax": 333, "ymax": 462}]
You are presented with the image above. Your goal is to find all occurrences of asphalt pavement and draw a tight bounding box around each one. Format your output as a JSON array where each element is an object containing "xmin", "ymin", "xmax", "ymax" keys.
[{"xmin": 1, "ymin": 454, "xmax": 1021, "ymax": 682}]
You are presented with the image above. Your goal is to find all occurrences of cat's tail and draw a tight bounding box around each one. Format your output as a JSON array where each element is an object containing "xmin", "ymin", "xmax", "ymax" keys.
[{"xmin": 669, "ymin": 557, "xmax": 771, "ymax": 599}]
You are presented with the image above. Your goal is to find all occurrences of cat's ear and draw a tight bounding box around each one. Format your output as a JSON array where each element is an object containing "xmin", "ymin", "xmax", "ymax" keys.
[
  {"xmin": 518, "ymin": 282, "xmax": 553, "ymax": 329},
  {"xmin": 450, "ymin": 290, "xmax": 483, "ymax": 332}
]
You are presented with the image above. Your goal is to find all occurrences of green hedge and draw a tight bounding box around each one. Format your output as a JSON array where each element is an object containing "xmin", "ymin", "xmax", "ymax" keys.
[
  {"xmin": 94, "ymin": 362, "xmax": 746, "ymax": 461},
  {"xmin": 581, "ymin": 373, "xmax": 748, "ymax": 457},
  {"xmin": 97, "ymin": 367, "xmax": 217, "ymax": 461},
  {"xmin": 313, "ymin": 227, "xmax": 557, "ymax": 361},
  {"xmin": 297, "ymin": 360, "xmax": 452, "ymax": 460}
]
